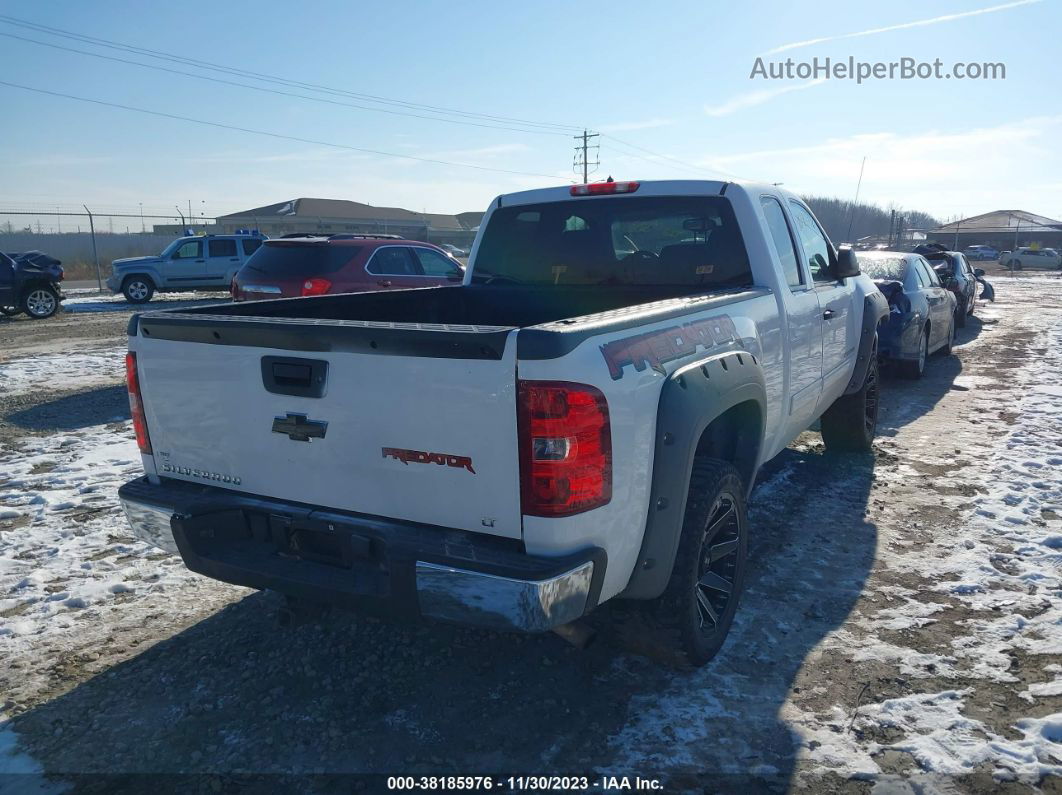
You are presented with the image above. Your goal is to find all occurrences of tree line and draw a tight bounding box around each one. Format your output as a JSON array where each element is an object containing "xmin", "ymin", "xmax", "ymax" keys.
[{"xmin": 803, "ymin": 196, "xmax": 940, "ymax": 244}]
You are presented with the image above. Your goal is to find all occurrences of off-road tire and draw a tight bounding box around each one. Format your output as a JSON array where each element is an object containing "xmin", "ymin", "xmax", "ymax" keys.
[
  {"xmin": 627, "ymin": 459, "xmax": 749, "ymax": 668},
  {"xmin": 821, "ymin": 356, "xmax": 879, "ymax": 452},
  {"xmin": 21, "ymin": 286, "xmax": 59, "ymax": 319},
  {"xmin": 900, "ymin": 328, "xmax": 929, "ymax": 380},
  {"xmin": 122, "ymin": 276, "xmax": 155, "ymax": 304}
]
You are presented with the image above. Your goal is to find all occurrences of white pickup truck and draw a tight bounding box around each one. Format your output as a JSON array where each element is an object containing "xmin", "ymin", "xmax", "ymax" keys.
[{"xmin": 119, "ymin": 180, "xmax": 887, "ymax": 665}]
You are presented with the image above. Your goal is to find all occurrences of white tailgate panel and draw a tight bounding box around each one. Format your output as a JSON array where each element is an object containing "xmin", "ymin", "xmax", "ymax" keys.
[{"xmin": 136, "ymin": 336, "xmax": 522, "ymax": 538}]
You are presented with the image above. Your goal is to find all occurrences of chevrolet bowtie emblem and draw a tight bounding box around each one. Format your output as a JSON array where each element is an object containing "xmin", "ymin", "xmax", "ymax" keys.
[{"xmin": 272, "ymin": 412, "xmax": 328, "ymax": 442}]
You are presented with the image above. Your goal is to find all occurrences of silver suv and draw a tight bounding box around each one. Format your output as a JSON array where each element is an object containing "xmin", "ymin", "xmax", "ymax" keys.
[{"xmin": 106, "ymin": 234, "xmax": 266, "ymax": 303}]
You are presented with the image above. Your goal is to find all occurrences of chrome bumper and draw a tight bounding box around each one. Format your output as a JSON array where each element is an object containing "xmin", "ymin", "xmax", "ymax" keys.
[
  {"xmin": 119, "ymin": 490, "xmax": 596, "ymax": 632},
  {"xmin": 120, "ymin": 496, "xmax": 179, "ymax": 554},
  {"xmin": 415, "ymin": 560, "xmax": 595, "ymax": 632}
]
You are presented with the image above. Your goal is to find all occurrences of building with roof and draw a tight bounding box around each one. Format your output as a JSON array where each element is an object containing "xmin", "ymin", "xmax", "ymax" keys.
[
  {"xmin": 927, "ymin": 210, "xmax": 1062, "ymax": 251},
  {"xmin": 154, "ymin": 198, "xmax": 482, "ymax": 246}
]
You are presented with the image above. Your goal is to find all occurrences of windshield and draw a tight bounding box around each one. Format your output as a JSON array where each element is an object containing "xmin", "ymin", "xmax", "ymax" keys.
[
  {"xmin": 158, "ymin": 238, "xmax": 187, "ymax": 258},
  {"xmin": 858, "ymin": 256, "xmax": 907, "ymax": 281},
  {"xmin": 243, "ymin": 242, "xmax": 362, "ymax": 277},
  {"xmin": 474, "ymin": 196, "xmax": 751, "ymax": 288}
]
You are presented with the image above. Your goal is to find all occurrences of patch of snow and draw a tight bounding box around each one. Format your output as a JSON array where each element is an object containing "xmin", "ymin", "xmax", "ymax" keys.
[{"xmin": 0, "ymin": 346, "xmax": 125, "ymax": 397}]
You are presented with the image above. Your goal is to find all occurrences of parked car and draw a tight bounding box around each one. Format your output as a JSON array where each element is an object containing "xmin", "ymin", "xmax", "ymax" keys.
[
  {"xmin": 962, "ymin": 244, "xmax": 999, "ymax": 261},
  {"xmin": 106, "ymin": 233, "xmax": 266, "ymax": 303},
  {"xmin": 119, "ymin": 179, "xmax": 888, "ymax": 666},
  {"xmin": 858, "ymin": 251, "xmax": 956, "ymax": 378},
  {"xmin": 0, "ymin": 250, "xmax": 64, "ymax": 319},
  {"xmin": 231, "ymin": 235, "xmax": 464, "ymax": 301},
  {"xmin": 439, "ymin": 243, "xmax": 469, "ymax": 257},
  {"xmin": 1000, "ymin": 247, "xmax": 1062, "ymax": 270},
  {"xmin": 915, "ymin": 244, "xmax": 979, "ymax": 327}
]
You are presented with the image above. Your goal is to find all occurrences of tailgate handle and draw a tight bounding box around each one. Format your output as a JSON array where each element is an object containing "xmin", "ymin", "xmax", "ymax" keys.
[{"xmin": 261, "ymin": 356, "xmax": 328, "ymax": 398}]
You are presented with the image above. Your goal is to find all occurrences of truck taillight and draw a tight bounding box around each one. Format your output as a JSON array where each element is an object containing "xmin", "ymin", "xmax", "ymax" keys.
[
  {"xmin": 302, "ymin": 278, "xmax": 331, "ymax": 296},
  {"xmin": 125, "ymin": 352, "xmax": 152, "ymax": 455},
  {"xmin": 570, "ymin": 181, "xmax": 639, "ymax": 196},
  {"xmin": 518, "ymin": 381, "xmax": 611, "ymax": 517}
]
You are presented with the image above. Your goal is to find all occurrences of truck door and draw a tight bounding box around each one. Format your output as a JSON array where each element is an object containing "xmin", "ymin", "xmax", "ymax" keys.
[
  {"xmin": 164, "ymin": 239, "xmax": 207, "ymax": 286},
  {"xmin": 787, "ymin": 201, "xmax": 856, "ymax": 404},
  {"xmin": 761, "ymin": 196, "xmax": 822, "ymax": 429},
  {"xmin": 205, "ymin": 238, "xmax": 241, "ymax": 286}
]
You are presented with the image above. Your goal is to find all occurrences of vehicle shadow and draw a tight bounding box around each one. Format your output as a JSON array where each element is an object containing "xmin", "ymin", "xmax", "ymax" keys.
[
  {"xmin": 8, "ymin": 444, "xmax": 877, "ymax": 791},
  {"xmin": 875, "ymin": 314, "xmax": 987, "ymax": 435},
  {"xmin": 4, "ymin": 385, "xmax": 129, "ymax": 432}
]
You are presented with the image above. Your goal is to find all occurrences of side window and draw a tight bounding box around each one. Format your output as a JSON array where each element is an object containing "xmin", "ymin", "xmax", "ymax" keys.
[
  {"xmin": 366, "ymin": 246, "xmax": 417, "ymax": 276},
  {"xmin": 242, "ymin": 238, "xmax": 262, "ymax": 256},
  {"xmin": 0, "ymin": 255, "xmax": 13, "ymax": 284},
  {"xmin": 173, "ymin": 240, "xmax": 202, "ymax": 259},
  {"xmin": 921, "ymin": 259, "xmax": 942, "ymax": 286},
  {"xmin": 910, "ymin": 261, "xmax": 926, "ymax": 288},
  {"xmin": 208, "ymin": 239, "xmax": 238, "ymax": 258},
  {"xmin": 760, "ymin": 196, "xmax": 803, "ymax": 287},
  {"xmin": 787, "ymin": 202, "xmax": 834, "ymax": 283},
  {"xmin": 412, "ymin": 247, "xmax": 459, "ymax": 277}
]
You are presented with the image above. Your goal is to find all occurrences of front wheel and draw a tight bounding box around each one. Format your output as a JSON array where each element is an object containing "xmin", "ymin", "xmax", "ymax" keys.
[
  {"xmin": 22, "ymin": 286, "xmax": 59, "ymax": 319},
  {"xmin": 637, "ymin": 459, "xmax": 748, "ymax": 667},
  {"xmin": 122, "ymin": 276, "xmax": 155, "ymax": 304},
  {"xmin": 821, "ymin": 356, "xmax": 879, "ymax": 452},
  {"xmin": 1013, "ymin": 260, "xmax": 1023, "ymax": 270}
]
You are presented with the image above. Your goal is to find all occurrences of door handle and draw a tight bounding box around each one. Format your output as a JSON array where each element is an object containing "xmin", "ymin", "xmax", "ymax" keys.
[
  {"xmin": 377, "ymin": 280, "xmax": 392, "ymax": 287},
  {"xmin": 229, "ymin": 258, "xmax": 239, "ymax": 262},
  {"xmin": 195, "ymin": 259, "xmax": 205, "ymax": 263},
  {"xmin": 823, "ymin": 309, "xmax": 837, "ymax": 320}
]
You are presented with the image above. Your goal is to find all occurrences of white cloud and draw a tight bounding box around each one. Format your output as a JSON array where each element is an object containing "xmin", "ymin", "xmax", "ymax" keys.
[
  {"xmin": 766, "ymin": 0, "xmax": 1042, "ymax": 55},
  {"xmin": 699, "ymin": 115, "xmax": 1062, "ymax": 218},
  {"xmin": 704, "ymin": 78, "xmax": 825, "ymax": 117}
]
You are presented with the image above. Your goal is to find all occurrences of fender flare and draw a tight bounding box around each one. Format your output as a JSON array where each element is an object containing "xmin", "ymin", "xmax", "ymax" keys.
[
  {"xmin": 120, "ymin": 271, "xmax": 159, "ymax": 289},
  {"xmin": 843, "ymin": 291, "xmax": 888, "ymax": 394},
  {"xmin": 621, "ymin": 350, "xmax": 766, "ymax": 600}
]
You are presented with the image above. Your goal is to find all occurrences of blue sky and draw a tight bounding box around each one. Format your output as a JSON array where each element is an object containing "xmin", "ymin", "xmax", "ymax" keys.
[{"xmin": 0, "ymin": 0, "xmax": 1058, "ymax": 224}]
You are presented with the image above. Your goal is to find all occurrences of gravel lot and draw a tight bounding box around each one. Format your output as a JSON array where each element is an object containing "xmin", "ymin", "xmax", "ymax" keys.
[{"xmin": 1, "ymin": 271, "xmax": 1060, "ymax": 793}]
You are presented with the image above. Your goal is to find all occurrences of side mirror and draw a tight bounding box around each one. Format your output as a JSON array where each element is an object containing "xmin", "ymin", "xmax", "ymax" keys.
[
  {"xmin": 833, "ymin": 246, "xmax": 860, "ymax": 280},
  {"xmin": 974, "ymin": 268, "xmax": 985, "ymax": 278}
]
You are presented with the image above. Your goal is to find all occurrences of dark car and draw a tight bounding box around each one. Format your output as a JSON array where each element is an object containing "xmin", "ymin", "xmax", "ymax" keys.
[
  {"xmin": 915, "ymin": 244, "xmax": 979, "ymax": 327},
  {"xmin": 857, "ymin": 251, "xmax": 956, "ymax": 379},
  {"xmin": 231, "ymin": 235, "xmax": 464, "ymax": 301},
  {"xmin": 0, "ymin": 250, "xmax": 64, "ymax": 319}
]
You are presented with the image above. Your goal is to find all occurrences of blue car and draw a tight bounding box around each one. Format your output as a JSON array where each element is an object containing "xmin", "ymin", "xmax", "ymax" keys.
[{"xmin": 857, "ymin": 251, "xmax": 957, "ymax": 379}]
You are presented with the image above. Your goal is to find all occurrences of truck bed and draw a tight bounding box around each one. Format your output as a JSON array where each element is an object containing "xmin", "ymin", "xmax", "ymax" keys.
[{"xmin": 135, "ymin": 284, "xmax": 763, "ymax": 361}]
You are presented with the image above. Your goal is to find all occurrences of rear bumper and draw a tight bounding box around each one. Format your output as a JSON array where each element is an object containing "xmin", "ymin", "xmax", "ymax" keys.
[{"xmin": 118, "ymin": 477, "xmax": 604, "ymax": 632}]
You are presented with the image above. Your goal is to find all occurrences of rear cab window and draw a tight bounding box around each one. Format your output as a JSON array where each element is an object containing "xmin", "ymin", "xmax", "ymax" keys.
[
  {"xmin": 243, "ymin": 242, "xmax": 361, "ymax": 276},
  {"xmin": 474, "ymin": 195, "xmax": 752, "ymax": 288}
]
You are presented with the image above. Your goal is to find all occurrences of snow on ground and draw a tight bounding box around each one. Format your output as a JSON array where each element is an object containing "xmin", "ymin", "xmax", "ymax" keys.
[
  {"xmin": 0, "ymin": 346, "xmax": 125, "ymax": 397},
  {"xmin": 60, "ymin": 291, "xmax": 225, "ymax": 314},
  {"xmin": 0, "ymin": 422, "xmax": 229, "ymax": 692}
]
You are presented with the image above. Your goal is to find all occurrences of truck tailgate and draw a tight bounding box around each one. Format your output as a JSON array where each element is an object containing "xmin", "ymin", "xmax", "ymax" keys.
[{"xmin": 131, "ymin": 318, "xmax": 522, "ymax": 539}]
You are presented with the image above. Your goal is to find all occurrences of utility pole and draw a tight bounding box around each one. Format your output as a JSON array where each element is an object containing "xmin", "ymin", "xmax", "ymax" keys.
[
  {"xmin": 188, "ymin": 200, "xmax": 193, "ymax": 231},
  {"xmin": 83, "ymin": 205, "xmax": 102, "ymax": 291},
  {"xmin": 845, "ymin": 156, "xmax": 867, "ymax": 243},
  {"xmin": 140, "ymin": 202, "xmax": 145, "ymax": 233},
  {"xmin": 56, "ymin": 207, "xmax": 61, "ymax": 234},
  {"xmin": 953, "ymin": 215, "xmax": 961, "ymax": 251},
  {"xmin": 573, "ymin": 129, "xmax": 600, "ymax": 183}
]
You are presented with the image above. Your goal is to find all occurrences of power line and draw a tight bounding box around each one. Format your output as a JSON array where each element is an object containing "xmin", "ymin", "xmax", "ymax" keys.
[
  {"xmin": 0, "ymin": 80, "xmax": 566, "ymax": 180},
  {"xmin": 0, "ymin": 14, "xmax": 583, "ymax": 133},
  {"xmin": 601, "ymin": 133, "xmax": 744, "ymax": 180},
  {"xmin": 0, "ymin": 31, "xmax": 571, "ymax": 138}
]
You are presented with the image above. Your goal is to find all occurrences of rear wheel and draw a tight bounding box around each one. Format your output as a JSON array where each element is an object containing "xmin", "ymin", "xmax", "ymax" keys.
[
  {"xmin": 901, "ymin": 327, "xmax": 929, "ymax": 379},
  {"xmin": 22, "ymin": 286, "xmax": 59, "ymax": 319},
  {"xmin": 821, "ymin": 356, "xmax": 879, "ymax": 452},
  {"xmin": 955, "ymin": 299, "xmax": 968, "ymax": 328},
  {"xmin": 941, "ymin": 318, "xmax": 956, "ymax": 356},
  {"xmin": 635, "ymin": 459, "xmax": 748, "ymax": 667},
  {"xmin": 122, "ymin": 276, "xmax": 154, "ymax": 304},
  {"xmin": 1, "ymin": 306, "xmax": 20, "ymax": 317}
]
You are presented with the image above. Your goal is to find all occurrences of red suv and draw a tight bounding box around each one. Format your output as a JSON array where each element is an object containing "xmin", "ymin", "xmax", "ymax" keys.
[{"xmin": 231, "ymin": 235, "xmax": 464, "ymax": 301}]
